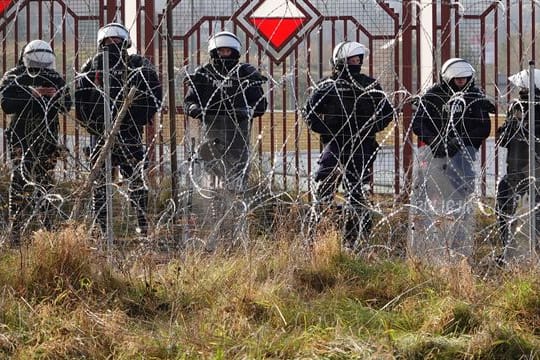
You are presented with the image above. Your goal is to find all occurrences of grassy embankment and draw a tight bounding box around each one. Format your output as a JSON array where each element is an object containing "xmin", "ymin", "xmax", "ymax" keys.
[{"xmin": 0, "ymin": 219, "xmax": 539, "ymax": 359}]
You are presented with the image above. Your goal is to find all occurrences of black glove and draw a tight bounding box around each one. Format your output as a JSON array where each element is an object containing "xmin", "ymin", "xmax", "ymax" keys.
[
  {"xmin": 430, "ymin": 138, "xmax": 460, "ymax": 158},
  {"xmin": 446, "ymin": 138, "xmax": 461, "ymax": 158},
  {"xmin": 497, "ymin": 121, "xmax": 519, "ymax": 148},
  {"xmin": 234, "ymin": 108, "xmax": 250, "ymax": 121},
  {"xmin": 430, "ymin": 143, "xmax": 447, "ymax": 158},
  {"xmin": 187, "ymin": 104, "xmax": 203, "ymax": 119}
]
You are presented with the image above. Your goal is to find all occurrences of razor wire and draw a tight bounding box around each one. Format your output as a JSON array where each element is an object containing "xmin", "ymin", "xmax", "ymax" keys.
[{"xmin": 0, "ymin": 0, "xmax": 538, "ymax": 270}]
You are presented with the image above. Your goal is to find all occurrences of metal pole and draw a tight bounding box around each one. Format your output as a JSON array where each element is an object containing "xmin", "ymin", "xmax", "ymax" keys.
[
  {"xmin": 190, "ymin": 0, "xmax": 195, "ymax": 68},
  {"xmin": 71, "ymin": 88, "xmax": 137, "ymax": 221},
  {"xmin": 401, "ymin": 0, "xmax": 414, "ymax": 200},
  {"xmin": 102, "ymin": 48, "xmax": 114, "ymax": 250},
  {"xmin": 529, "ymin": 60, "xmax": 537, "ymax": 255},
  {"xmin": 166, "ymin": 0, "xmax": 179, "ymax": 238},
  {"xmin": 183, "ymin": 137, "xmax": 196, "ymax": 243},
  {"xmin": 419, "ymin": 0, "xmax": 434, "ymax": 90}
]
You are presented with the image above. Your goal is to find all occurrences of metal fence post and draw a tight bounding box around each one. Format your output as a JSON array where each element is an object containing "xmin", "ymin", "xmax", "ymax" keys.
[
  {"xmin": 529, "ymin": 60, "xmax": 538, "ymax": 256},
  {"xmin": 102, "ymin": 48, "xmax": 114, "ymax": 251},
  {"xmin": 166, "ymin": 0, "xmax": 179, "ymax": 242}
]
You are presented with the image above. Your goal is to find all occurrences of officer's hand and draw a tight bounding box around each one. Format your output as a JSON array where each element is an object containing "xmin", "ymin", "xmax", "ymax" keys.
[
  {"xmin": 430, "ymin": 143, "xmax": 447, "ymax": 158},
  {"xmin": 234, "ymin": 108, "xmax": 250, "ymax": 121},
  {"xmin": 446, "ymin": 138, "xmax": 461, "ymax": 158},
  {"xmin": 52, "ymin": 144, "xmax": 70, "ymax": 161},
  {"xmin": 94, "ymin": 71, "xmax": 102, "ymax": 87},
  {"xmin": 187, "ymin": 104, "xmax": 203, "ymax": 119},
  {"xmin": 427, "ymin": 137, "xmax": 445, "ymax": 158},
  {"xmin": 31, "ymin": 86, "xmax": 57, "ymax": 97}
]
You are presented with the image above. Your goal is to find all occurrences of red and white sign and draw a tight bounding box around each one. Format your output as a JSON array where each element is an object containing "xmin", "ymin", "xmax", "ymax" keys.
[
  {"xmin": 249, "ymin": 0, "xmax": 306, "ymax": 49},
  {"xmin": 0, "ymin": 0, "xmax": 12, "ymax": 15},
  {"xmin": 234, "ymin": 0, "xmax": 321, "ymax": 63}
]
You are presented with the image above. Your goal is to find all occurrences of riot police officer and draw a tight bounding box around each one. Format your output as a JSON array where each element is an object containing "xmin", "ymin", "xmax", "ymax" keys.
[
  {"xmin": 412, "ymin": 58, "xmax": 493, "ymax": 159},
  {"xmin": 184, "ymin": 31, "xmax": 268, "ymax": 192},
  {"xmin": 0, "ymin": 40, "xmax": 72, "ymax": 246},
  {"xmin": 411, "ymin": 58, "xmax": 493, "ymax": 261},
  {"xmin": 496, "ymin": 69, "xmax": 540, "ymax": 257},
  {"xmin": 75, "ymin": 22, "xmax": 162, "ymax": 236},
  {"xmin": 302, "ymin": 41, "xmax": 394, "ymax": 251}
]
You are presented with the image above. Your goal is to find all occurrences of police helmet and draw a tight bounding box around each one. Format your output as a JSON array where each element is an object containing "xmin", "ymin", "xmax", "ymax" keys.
[
  {"xmin": 508, "ymin": 69, "xmax": 540, "ymax": 91},
  {"xmin": 208, "ymin": 31, "xmax": 241, "ymax": 58},
  {"xmin": 331, "ymin": 41, "xmax": 368, "ymax": 67},
  {"xmin": 22, "ymin": 40, "xmax": 55, "ymax": 70},
  {"xmin": 440, "ymin": 58, "xmax": 475, "ymax": 83},
  {"xmin": 97, "ymin": 22, "xmax": 132, "ymax": 49}
]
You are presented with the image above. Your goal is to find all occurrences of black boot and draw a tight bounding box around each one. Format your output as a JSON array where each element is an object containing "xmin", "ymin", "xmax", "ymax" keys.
[
  {"xmin": 343, "ymin": 205, "xmax": 372, "ymax": 253},
  {"xmin": 132, "ymin": 188, "xmax": 149, "ymax": 236}
]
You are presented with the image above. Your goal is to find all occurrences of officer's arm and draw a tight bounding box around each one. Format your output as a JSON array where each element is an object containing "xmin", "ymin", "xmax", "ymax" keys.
[
  {"xmin": 0, "ymin": 71, "xmax": 38, "ymax": 114},
  {"xmin": 74, "ymin": 66, "xmax": 105, "ymax": 135},
  {"xmin": 183, "ymin": 72, "xmax": 204, "ymax": 119},
  {"xmin": 248, "ymin": 79, "xmax": 268, "ymax": 118},
  {"xmin": 468, "ymin": 116, "xmax": 491, "ymax": 146},
  {"xmin": 370, "ymin": 83, "xmax": 394, "ymax": 133},
  {"xmin": 61, "ymin": 85, "xmax": 73, "ymax": 113},
  {"xmin": 411, "ymin": 94, "xmax": 439, "ymax": 145},
  {"xmin": 496, "ymin": 103, "xmax": 520, "ymax": 147},
  {"xmin": 302, "ymin": 86, "xmax": 330, "ymax": 134},
  {"xmin": 49, "ymin": 77, "xmax": 72, "ymax": 114},
  {"xmin": 242, "ymin": 65, "xmax": 268, "ymax": 118},
  {"xmin": 75, "ymin": 74, "xmax": 95, "ymax": 121},
  {"xmin": 127, "ymin": 59, "xmax": 163, "ymax": 125},
  {"xmin": 466, "ymin": 93, "xmax": 492, "ymax": 146}
]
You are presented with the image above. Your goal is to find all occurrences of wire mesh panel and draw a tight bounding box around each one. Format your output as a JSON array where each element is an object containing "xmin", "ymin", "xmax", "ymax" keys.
[
  {"xmin": 157, "ymin": 0, "xmax": 401, "ymax": 194},
  {"xmin": 0, "ymin": 0, "xmax": 106, "ymax": 173},
  {"xmin": 150, "ymin": 0, "xmax": 405, "ymax": 255},
  {"xmin": 0, "ymin": 0, "xmax": 538, "ymax": 266},
  {"xmin": 0, "ymin": 0, "xmax": 140, "ymax": 243}
]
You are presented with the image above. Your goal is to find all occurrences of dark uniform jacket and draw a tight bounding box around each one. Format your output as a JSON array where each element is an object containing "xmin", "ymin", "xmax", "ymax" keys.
[
  {"xmin": 302, "ymin": 72, "xmax": 393, "ymax": 157},
  {"xmin": 412, "ymin": 83, "xmax": 493, "ymax": 152},
  {"xmin": 0, "ymin": 65, "xmax": 71, "ymax": 157},
  {"xmin": 184, "ymin": 62, "xmax": 268, "ymax": 121},
  {"xmin": 75, "ymin": 52, "xmax": 162, "ymax": 158},
  {"xmin": 497, "ymin": 90, "xmax": 540, "ymax": 148}
]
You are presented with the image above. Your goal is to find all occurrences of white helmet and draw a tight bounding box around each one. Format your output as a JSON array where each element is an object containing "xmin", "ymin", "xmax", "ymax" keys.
[
  {"xmin": 508, "ymin": 69, "xmax": 540, "ymax": 90},
  {"xmin": 441, "ymin": 58, "xmax": 475, "ymax": 82},
  {"xmin": 22, "ymin": 40, "xmax": 55, "ymax": 70},
  {"xmin": 97, "ymin": 22, "xmax": 131, "ymax": 48},
  {"xmin": 208, "ymin": 31, "xmax": 241, "ymax": 54},
  {"xmin": 331, "ymin": 41, "xmax": 368, "ymax": 67}
]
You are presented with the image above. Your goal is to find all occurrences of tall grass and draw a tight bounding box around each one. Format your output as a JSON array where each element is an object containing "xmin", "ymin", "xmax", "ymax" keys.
[{"xmin": 0, "ymin": 224, "xmax": 539, "ymax": 359}]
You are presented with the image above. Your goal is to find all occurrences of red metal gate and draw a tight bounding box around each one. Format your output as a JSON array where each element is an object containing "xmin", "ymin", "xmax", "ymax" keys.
[
  {"xmin": 0, "ymin": 0, "xmax": 128, "ymax": 178},
  {"xmin": 155, "ymin": 0, "xmax": 403, "ymax": 196},
  {"xmin": 1, "ymin": 0, "xmax": 539, "ymax": 198},
  {"xmin": 431, "ymin": 0, "xmax": 539, "ymax": 196}
]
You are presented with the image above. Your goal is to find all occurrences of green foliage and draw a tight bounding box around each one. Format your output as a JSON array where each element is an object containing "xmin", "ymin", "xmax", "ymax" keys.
[
  {"xmin": 397, "ymin": 334, "xmax": 470, "ymax": 360},
  {"xmin": 475, "ymin": 327, "xmax": 540, "ymax": 360},
  {"xmin": 442, "ymin": 302, "xmax": 481, "ymax": 335}
]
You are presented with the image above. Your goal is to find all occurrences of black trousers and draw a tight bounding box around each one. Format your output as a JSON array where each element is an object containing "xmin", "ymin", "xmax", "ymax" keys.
[
  {"xmin": 313, "ymin": 141, "xmax": 374, "ymax": 245},
  {"xmin": 496, "ymin": 140, "xmax": 538, "ymax": 247},
  {"xmin": 9, "ymin": 148, "xmax": 56, "ymax": 239},
  {"xmin": 496, "ymin": 140, "xmax": 540, "ymax": 246},
  {"xmin": 91, "ymin": 141, "xmax": 148, "ymax": 234},
  {"xmin": 199, "ymin": 114, "xmax": 250, "ymax": 192}
]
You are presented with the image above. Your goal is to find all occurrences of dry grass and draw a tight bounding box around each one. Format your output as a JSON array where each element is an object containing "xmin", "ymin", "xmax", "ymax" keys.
[{"xmin": 0, "ymin": 221, "xmax": 539, "ymax": 359}]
